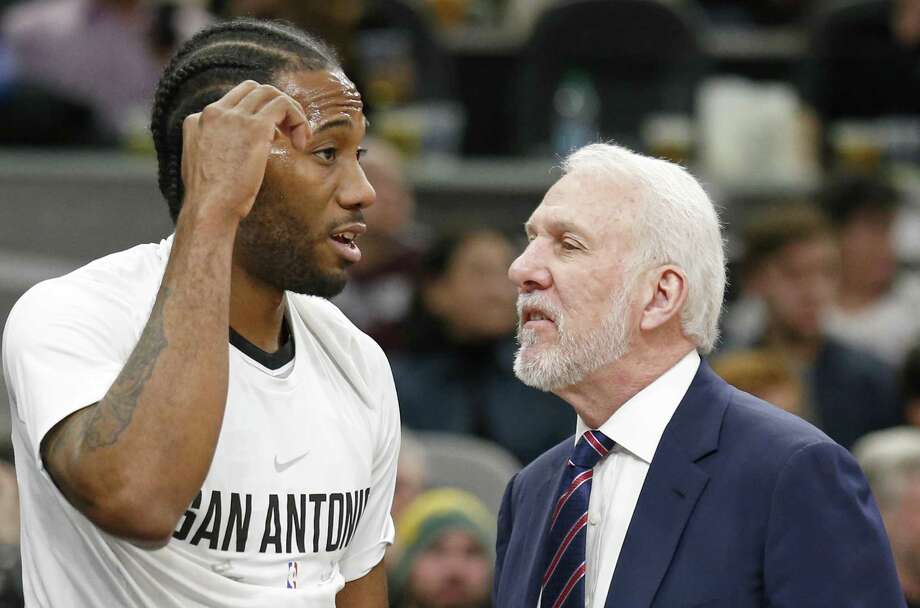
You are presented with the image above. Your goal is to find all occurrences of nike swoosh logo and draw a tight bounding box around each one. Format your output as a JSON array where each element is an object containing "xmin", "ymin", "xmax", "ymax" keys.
[{"xmin": 274, "ymin": 450, "xmax": 311, "ymax": 473}]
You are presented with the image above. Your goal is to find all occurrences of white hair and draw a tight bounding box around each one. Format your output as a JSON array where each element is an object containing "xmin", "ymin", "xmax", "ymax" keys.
[
  {"xmin": 560, "ymin": 143, "xmax": 726, "ymax": 354},
  {"xmin": 853, "ymin": 427, "xmax": 920, "ymax": 510}
]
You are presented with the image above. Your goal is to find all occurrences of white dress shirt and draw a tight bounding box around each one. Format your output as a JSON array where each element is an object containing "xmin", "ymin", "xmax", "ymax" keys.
[{"xmin": 580, "ymin": 350, "xmax": 700, "ymax": 608}]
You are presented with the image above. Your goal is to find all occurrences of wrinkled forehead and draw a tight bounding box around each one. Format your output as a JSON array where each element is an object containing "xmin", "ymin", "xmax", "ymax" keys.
[
  {"xmin": 527, "ymin": 171, "xmax": 641, "ymax": 240},
  {"xmin": 276, "ymin": 69, "xmax": 364, "ymax": 131}
]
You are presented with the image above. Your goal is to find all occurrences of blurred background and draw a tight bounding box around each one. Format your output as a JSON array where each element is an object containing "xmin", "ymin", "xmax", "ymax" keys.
[{"xmin": 0, "ymin": 0, "xmax": 919, "ymax": 605}]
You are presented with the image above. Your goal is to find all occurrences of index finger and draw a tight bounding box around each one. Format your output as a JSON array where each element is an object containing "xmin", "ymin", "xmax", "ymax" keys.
[
  {"xmin": 181, "ymin": 112, "xmax": 201, "ymax": 183},
  {"xmin": 258, "ymin": 95, "xmax": 310, "ymax": 152},
  {"xmin": 214, "ymin": 80, "xmax": 260, "ymax": 108}
]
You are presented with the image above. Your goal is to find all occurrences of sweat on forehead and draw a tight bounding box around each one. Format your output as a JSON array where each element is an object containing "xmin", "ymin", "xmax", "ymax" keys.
[{"xmin": 276, "ymin": 70, "xmax": 364, "ymax": 132}]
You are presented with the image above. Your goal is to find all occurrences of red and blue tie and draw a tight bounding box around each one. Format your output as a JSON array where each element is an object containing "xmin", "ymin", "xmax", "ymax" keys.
[{"xmin": 540, "ymin": 429, "xmax": 616, "ymax": 608}]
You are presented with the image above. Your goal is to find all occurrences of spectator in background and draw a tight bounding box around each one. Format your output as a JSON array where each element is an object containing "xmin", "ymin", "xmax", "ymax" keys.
[
  {"xmin": 822, "ymin": 173, "xmax": 920, "ymax": 368},
  {"xmin": 391, "ymin": 229, "xmax": 572, "ymax": 465},
  {"xmin": 334, "ymin": 137, "xmax": 429, "ymax": 351},
  {"xmin": 1, "ymin": 0, "xmax": 211, "ymax": 143},
  {"xmin": 719, "ymin": 254, "xmax": 768, "ymax": 351},
  {"xmin": 389, "ymin": 488, "xmax": 493, "ymax": 608},
  {"xmin": 0, "ymin": 461, "xmax": 20, "ymax": 606},
  {"xmin": 904, "ymin": 343, "xmax": 920, "ymax": 428},
  {"xmin": 738, "ymin": 203, "xmax": 903, "ymax": 447},
  {"xmin": 854, "ymin": 427, "xmax": 920, "ymax": 607},
  {"xmin": 710, "ymin": 349, "xmax": 803, "ymax": 417},
  {"xmin": 393, "ymin": 427, "xmax": 428, "ymax": 521}
]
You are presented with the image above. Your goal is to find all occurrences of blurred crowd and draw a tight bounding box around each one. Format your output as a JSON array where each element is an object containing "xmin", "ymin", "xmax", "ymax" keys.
[
  {"xmin": 0, "ymin": 0, "xmax": 918, "ymax": 158},
  {"xmin": 1, "ymin": 0, "xmax": 920, "ymax": 605}
]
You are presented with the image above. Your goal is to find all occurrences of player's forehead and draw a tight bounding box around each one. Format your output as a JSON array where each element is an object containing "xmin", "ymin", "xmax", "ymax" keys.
[{"xmin": 274, "ymin": 69, "xmax": 365, "ymax": 132}]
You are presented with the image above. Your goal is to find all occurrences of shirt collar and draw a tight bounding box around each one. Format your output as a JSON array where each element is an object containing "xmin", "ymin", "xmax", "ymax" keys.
[{"xmin": 575, "ymin": 350, "xmax": 700, "ymax": 464}]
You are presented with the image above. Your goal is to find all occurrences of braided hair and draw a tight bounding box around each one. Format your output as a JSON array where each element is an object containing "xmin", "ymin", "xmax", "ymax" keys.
[{"xmin": 151, "ymin": 18, "xmax": 342, "ymax": 223}]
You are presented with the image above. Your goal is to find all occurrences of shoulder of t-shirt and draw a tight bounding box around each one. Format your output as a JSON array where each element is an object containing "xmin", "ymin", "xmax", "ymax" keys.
[
  {"xmin": 4, "ymin": 240, "xmax": 169, "ymax": 348},
  {"xmin": 290, "ymin": 293, "xmax": 388, "ymax": 359},
  {"xmin": 288, "ymin": 293, "xmax": 395, "ymax": 403}
]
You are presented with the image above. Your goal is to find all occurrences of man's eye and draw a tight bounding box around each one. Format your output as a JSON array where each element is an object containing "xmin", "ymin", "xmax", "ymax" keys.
[
  {"xmin": 315, "ymin": 148, "xmax": 337, "ymax": 162},
  {"xmin": 561, "ymin": 240, "xmax": 579, "ymax": 251}
]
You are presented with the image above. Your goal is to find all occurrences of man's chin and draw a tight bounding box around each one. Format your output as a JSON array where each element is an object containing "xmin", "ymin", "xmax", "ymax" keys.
[
  {"xmin": 284, "ymin": 271, "xmax": 347, "ymax": 299},
  {"xmin": 513, "ymin": 350, "xmax": 563, "ymax": 391}
]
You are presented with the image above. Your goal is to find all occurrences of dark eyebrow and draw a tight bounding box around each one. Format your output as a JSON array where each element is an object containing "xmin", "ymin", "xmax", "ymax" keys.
[{"xmin": 313, "ymin": 117, "xmax": 353, "ymax": 134}]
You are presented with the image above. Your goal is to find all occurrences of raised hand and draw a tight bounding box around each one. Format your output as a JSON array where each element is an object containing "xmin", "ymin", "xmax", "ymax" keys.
[{"xmin": 179, "ymin": 80, "xmax": 309, "ymax": 226}]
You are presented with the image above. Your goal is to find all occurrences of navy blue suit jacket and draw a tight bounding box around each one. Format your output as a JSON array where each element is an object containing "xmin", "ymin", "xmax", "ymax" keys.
[{"xmin": 494, "ymin": 362, "xmax": 905, "ymax": 607}]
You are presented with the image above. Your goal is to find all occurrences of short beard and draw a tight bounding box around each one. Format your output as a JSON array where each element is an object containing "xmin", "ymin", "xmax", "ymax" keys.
[
  {"xmin": 235, "ymin": 201, "xmax": 349, "ymax": 299},
  {"xmin": 513, "ymin": 283, "xmax": 634, "ymax": 392}
]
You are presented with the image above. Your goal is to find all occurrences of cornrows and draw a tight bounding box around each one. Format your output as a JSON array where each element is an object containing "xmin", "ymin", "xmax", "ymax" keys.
[{"xmin": 150, "ymin": 18, "xmax": 341, "ymax": 222}]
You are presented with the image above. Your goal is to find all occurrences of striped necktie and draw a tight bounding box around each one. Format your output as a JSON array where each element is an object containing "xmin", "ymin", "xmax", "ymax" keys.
[{"xmin": 540, "ymin": 429, "xmax": 615, "ymax": 608}]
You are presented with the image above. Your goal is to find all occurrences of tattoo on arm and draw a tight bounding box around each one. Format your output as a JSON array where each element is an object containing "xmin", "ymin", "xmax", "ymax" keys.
[{"xmin": 82, "ymin": 287, "xmax": 172, "ymax": 449}]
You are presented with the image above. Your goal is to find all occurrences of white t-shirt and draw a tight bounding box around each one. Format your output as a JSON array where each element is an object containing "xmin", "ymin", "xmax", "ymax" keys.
[{"xmin": 2, "ymin": 237, "xmax": 400, "ymax": 607}]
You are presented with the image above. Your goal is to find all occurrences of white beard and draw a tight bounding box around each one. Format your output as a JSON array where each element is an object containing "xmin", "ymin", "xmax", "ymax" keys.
[{"xmin": 513, "ymin": 287, "xmax": 633, "ymax": 392}]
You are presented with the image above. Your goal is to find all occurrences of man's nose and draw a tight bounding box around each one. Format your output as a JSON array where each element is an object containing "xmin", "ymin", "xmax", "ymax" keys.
[
  {"xmin": 338, "ymin": 161, "xmax": 376, "ymax": 210},
  {"xmin": 508, "ymin": 243, "xmax": 551, "ymax": 292}
]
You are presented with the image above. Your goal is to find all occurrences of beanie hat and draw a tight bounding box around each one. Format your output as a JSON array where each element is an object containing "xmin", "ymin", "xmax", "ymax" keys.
[{"xmin": 389, "ymin": 488, "xmax": 495, "ymax": 598}]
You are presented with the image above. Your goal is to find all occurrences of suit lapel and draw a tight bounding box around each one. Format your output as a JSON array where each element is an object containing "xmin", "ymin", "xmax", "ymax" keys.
[
  {"xmin": 605, "ymin": 362, "xmax": 730, "ymax": 608},
  {"xmin": 603, "ymin": 437, "xmax": 709, "ymax": 607}
]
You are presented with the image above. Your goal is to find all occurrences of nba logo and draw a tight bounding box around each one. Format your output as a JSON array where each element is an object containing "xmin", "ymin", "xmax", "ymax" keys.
[{"xmin": 287, "ymin": 561, "xmax": 299, "ymax": 589}]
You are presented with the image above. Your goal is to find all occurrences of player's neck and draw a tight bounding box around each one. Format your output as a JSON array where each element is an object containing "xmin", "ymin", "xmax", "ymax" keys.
[{"xmin": 229, "ymin": 265, "xmax": 287, "ymax": 353}]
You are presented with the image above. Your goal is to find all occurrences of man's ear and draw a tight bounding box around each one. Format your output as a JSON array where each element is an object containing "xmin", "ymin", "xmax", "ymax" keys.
[{"xmin": 640, "ymin": 265, "xmax": 688, "ymax": 332}]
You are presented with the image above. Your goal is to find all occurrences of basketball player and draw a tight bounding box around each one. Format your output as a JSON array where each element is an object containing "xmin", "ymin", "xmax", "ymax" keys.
[{"xmin": 2, "ymin": 19, "xmax": 398, "ymax": 606}]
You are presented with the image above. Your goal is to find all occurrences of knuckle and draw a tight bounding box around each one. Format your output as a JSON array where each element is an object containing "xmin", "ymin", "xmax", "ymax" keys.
[
  {"xmin": 258, "ymin": 97, "xmax": 283, "ymax": 114},
  {"xmin": 182, "ymin": 114, "xmax": 200, "ymax": 133},
  {"xmin": 281, "ymin": 98, "xmax": 301, "ymax": 114}
]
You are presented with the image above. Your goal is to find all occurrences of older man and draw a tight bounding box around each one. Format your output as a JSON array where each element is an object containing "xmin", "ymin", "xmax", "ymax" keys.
[{"xmin": 493, "ymin": 143, "xmax": 904, "ymax": 607}]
